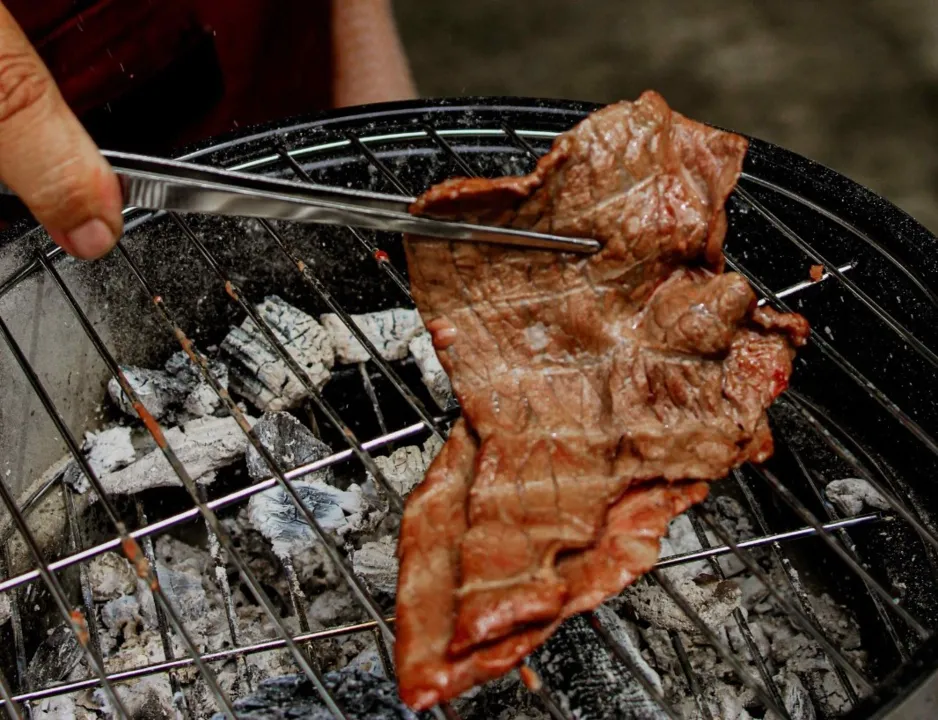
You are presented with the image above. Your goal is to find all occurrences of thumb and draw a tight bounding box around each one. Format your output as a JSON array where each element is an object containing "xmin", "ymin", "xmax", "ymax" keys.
[{"xmin": 0, "ymin": 3, "xmax": 122, "ymax": 259}]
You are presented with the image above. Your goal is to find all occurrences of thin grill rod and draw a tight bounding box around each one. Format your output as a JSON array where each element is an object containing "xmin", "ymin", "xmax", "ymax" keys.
[
  {"xmin": 63, "ymin": 485, "xmax": 105, "ymax": 664},
  {"xmin": 758, "ymin": 262, "xmax": 855, "ymax": 306},
  {"xmin": 784, "ymin": 445, "xmax": 910, "ymax": 661},
  {"xmin": 133, "ymin": 500, "xmax": 190, "ymax": 716},
  {"xmin": 733, "ymin": 469, "xmax": 868, "ymax": 699},
  {"xmin": 725, "ymin": 252, "xmax": 938, "ymax": 461},
  {"xmin": 114, "ymin": 242, "xmax": 395, "ymax": 644},
  {"xmin": 684, "ymin": 510, "xmax": 788, "ymax": 711},
  {"xmin": 0, "ymin": 422, "xmax": 429, "ymax": 596},
  {"xmin": 275, "ymin": 149, "xmax": 414, "ymax": 302},
  {"xmin": 0, "ymin": 500, "xmax": 880, "ymax": 601},
  {"xmin": 781, "ymin": 391, "xmax": 938, "ymax": 551},
  {"xmin": 698, "ymin": 507, "xmax": 872, "ymax": 692},
  {"xmin": 345, "ymin": 134, "xmax": 413, "ymax": 195},
  {"xmin": 170, "ymin": 213, "xmax": 405, "ymax": 513},
  {"xmin": 0, "ymin": 462, "xmax": 68, "ymax": 547},
  {"xmin": 586, "ymin": 612, "xmax": 683, "ymax": 720},
  {"xmin": 749, "ymin": 464, "xmax": 930, "ymax": 638},
  {"xmin": 500, "ymin": 122, "xmax": 541, "ymax": 161},
  {"xmin": 650, "ymin": 571, "xmax": 791, "ymax": 720},
  {"xmin": 2, "ymin": 617, "xmax": 390, "ymax": 706},
  {"xmin": 423, "ymin": 124, "xmax": 479, "ymax": 177},
  {"xmin": 738, "ymin": 173, "xmax": 938, "ymax": 310},
  {"xmin": 734, "ymin": 186, "xmax": 938, "ymax": 369},
  {"xmin": 0, "ymin": 548, "xmax": 27, "ymax": 693},
  {"xmin": 256, "ymin": 216, "xmax": 445, "ymax": 441},
  {"xmin": 39, "ymin": 253, "xmax": 352, "ymax": 720},
  {"xmin": 518, "ymin": 666, "xmax": 571, "ymax": 720},
  {"xmin": 669, "ymin": 630, "xmax": 715, "ymax": 720},
  {"xmin": 359, "ymin": 363, "xmax": 390, "ymax": 436},
  {"xmin": 10, "ymin": 261, "xmax": 244, "ymax": 718},
  {"xmin": 0, "ymin": 666, "xmax": 20, "ymax": 720},
  {"xmin": 0, "ymin": 315, "xmax": 134, "ymax": 719}
]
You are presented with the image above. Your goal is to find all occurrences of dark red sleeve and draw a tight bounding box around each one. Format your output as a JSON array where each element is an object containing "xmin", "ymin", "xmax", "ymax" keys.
[{"xmin": 8, "ymin": 0, "xmax": 333, "ymax": 153}]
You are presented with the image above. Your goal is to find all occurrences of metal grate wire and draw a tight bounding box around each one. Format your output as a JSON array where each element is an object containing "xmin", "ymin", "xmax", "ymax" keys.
[{"xmin": 0, "ymin": 114, "xmax": 932, "ymax": 719}]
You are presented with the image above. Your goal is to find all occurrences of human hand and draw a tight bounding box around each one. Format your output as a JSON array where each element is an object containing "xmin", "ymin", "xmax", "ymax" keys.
[{"xmin": 0, "ymin": 3, "xmax": 122, "ymax": 258}]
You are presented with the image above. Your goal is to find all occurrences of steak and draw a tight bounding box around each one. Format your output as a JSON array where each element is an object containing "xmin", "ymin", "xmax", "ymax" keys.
[{"xmin": 396, "ymin": 90, "xmax": 809, "ymax": 709}]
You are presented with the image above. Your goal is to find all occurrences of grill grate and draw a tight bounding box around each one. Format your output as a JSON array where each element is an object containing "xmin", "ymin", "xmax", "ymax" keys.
[{"xmin": 0, "ymin": 100, "xmax": 934, "ymax": 719}]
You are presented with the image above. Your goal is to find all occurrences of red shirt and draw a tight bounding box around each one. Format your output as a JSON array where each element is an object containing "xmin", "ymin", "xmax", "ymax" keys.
[{"xmin": 11, "ymin": 0, "xmax": 333, "ymax": 153}]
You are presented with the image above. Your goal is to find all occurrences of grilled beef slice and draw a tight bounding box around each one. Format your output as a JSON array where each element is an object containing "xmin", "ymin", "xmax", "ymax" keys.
[{"xmin": 396, "ymin": 90, "xmax": 809, "ymax": 709}]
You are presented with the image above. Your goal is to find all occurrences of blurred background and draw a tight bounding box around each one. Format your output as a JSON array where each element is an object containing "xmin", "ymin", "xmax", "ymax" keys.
[{"xmin": 395, "ymin": 0, "xmax": 938, "ymax": 233}]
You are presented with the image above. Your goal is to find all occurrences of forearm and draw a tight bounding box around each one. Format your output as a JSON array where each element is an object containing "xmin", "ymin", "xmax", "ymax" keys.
[{"xmin": 332, "ymin": 0, "xmax": 417, "ymax": 107}]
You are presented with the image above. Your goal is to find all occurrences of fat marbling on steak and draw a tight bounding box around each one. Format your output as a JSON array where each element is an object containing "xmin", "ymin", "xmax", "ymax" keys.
[{"xmin": 396, "ymin": 90, "xmax": 809, "ymax": 709}]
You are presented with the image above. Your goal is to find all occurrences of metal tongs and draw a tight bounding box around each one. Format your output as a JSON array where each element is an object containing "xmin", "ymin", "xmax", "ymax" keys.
[{"xmin": 96, "ymin": 151, "xmax": 598, "ymax": 254}]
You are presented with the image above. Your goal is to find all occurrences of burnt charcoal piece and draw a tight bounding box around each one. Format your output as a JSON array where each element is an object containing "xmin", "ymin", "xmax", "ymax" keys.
[
  {"xmin": 215, "ymin": 668, "xmax": 423, "ymax": 720},
  {"xmin": 222, "ymin": 295, "xmax": 335, "ymax": 412},
  {"xmin": 26, "ymin": 624, "xmax": 83, "ymax": 691},
  {"xmin": 245, "ymin": 412, "xmax": 374, "ymax": 556},
  {"xmin": 108, "ymin": 350, "xmax": 229, "ymax": 423},
  {"xmin": 529, "ymin": 607, "xmax": 668, "ymax": 720},
  {"xmin": 408, "ymin": 332, "xmax": 456, "ymax": 410},
  {"xmin": 396, "ymin": 91, "xmax": 809, "ymax": 708},
  {"xmin": 244, "ymin": 412, "xmax": 334, "ymax": 483},
  {"xmin": 321, "ymin": 308, "xmax": 424, "ymax": 364}
]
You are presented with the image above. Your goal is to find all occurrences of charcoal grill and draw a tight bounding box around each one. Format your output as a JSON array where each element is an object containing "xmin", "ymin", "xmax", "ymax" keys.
[{"xmin": 0, "ymin": 97, "xmax": 936, "ymax": 719}]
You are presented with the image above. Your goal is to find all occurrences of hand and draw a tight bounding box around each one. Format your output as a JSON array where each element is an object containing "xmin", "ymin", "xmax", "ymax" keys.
[{"xmin": 0, "ymin": 3, "xmax": 122, "ymax": 258}]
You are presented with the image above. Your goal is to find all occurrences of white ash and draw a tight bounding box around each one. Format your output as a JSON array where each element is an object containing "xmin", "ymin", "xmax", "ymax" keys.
[
  {"xmin": 825, "ymin": 477, "xmax": 890, "ymax": 516},
  {"xmin": 87, "ymin": 552, "xmax": 137, "ymax": 601},
  {"xmin": 107, "ymin": 350, "xmax": 229, "ymax": 423},
  {"xmin": 78, "ymin": 415, "xmax": 255, "ymax": 496},
  {"xmin": 244, "ymin": 412, "xmax": 377, "ymax": 556},
  {"xmin": 371, "ymin": 434, "xmax": 444, "ymax": 497},
  {"xmin": 244, "ymin": 411, "xmax": 334, "ymax": 482},
  {"xmin": 82, "ymin": 426, "xmax": 137, "ymax": 477},
  {"xmin": 320, "ymin": 307, "xmax": 424, "ymax": 364},
  {"xmin": 222, "ymin": 295, "xmax": 335, "ymax": 412},
  {"xmin": 351, "ymin": 536, "xmax": 398, "ymax": 596},
  {"xmin": 249, "ymin": 480, "xmax": 373, "ymax": 558},
  {"xmin": 408, "ymin": 331, "xmax": 456, "ymax": 409},
  {"xmin": 0, "ymin": 591, "xmax": 10, "ymax": 626},
  {"xmin": 623, "ymin": 496, "xmax": 866, "ymax": 720}
]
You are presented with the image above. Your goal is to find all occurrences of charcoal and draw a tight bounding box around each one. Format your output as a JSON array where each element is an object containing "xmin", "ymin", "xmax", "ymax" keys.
[
  {"xmin": 529, "ymin": 606, "xmax": 668, "ymax": 719},
  {"xmin": 222, "ymin": 295, "xmax": 335, "ymax": 412},
  {"xmin": 408, "ymin": 332, "xmax": 456, "ymax": 410},
  {"xmin": 321, "ymin": 308, "xmax": 424, "ymax": 364},
  {"xmin": 371, "ymin": 435, "xmax": 443, "ymax": 497},
  {"xmin": 26, "ymin": 623, "xmax": 84, "ymax": 691},
  {"xmin": 249, "ymin": 480, "xmax": 372, "ymax": 557},
  {"xmin": 0, "ymin": 590, "xmax": 9, "ymax": 626},
  {"xmin": 86, "ymin": 415, "xmax": 254, "ymax": 496},
  {"xmin": 351, "ymin": 536, "xmax": 398, "ymax": 596},
  {"xmin": 824, "ymin": 477, "xmax": 889, "ymax": 516},
  {"xmin": 214, "ymin": 668, "xmax": 422, "ymax": 720},
  {"xmin": 88, "ymin": 552, "xmax": 137, "ymax": 601},
  {"xmin": 244, "ymin": 411, "xmax": 334, "ymax": 482},
  {"xmin": 83, "ymin": 426, "xmax": 137, "ymax": 476},
  {"xmin": 108, "ymin": 350, "xmax": 229, "ymax": 423}
]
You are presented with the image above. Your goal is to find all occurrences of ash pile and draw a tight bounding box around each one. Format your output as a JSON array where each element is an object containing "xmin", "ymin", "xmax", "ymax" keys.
[{"xmin": 4, "ymin": 294, "xmax": 873, "ymax": 719}]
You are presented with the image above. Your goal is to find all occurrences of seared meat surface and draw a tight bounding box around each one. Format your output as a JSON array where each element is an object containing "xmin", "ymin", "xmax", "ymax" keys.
[{"xmin": 396, "ymin": 91, "xmax": 809, "ymax": 709}]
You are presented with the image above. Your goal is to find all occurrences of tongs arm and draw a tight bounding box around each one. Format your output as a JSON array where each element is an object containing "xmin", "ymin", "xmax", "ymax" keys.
[{"xmin": 103, "ymin": 151, "xmax": 600, "ymax": 254}]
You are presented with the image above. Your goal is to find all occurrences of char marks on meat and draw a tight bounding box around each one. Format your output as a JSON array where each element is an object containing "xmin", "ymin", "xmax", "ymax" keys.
[{"xmin": 396, "ymin": 90, "xmax": 809, "ymax": 709}]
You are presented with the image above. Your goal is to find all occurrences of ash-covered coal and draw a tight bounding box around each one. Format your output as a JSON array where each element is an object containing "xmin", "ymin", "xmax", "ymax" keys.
[
  {"xmin": 530, "ymin": 607, "xmax": 667, "ymax": 719},
  {"xmin": 370, "ymin": 435, "xmax": 443, "ymax": 497},
  {"xmin": 108, "ymin": 350, "xmax": 230, "ymax": 424},
  {"xmin": 245, "ymin": 412, "xmax": 378, "ymax": 557},
  {"xmin": 321, "ymin": 308, "xmax": 424, "ymax": 365},
  {"xmin": 824, "ymin": 478, "xmax": 889, "ymax": 516},
  {"xmin": 222, "ymin": 295, "xmax": 335, "ymax": 412},
  {"xmin": 408, "ymin": 332, "xmax": 455, "ymax": 410},
  {"xmin": 211, "ymin": 667, "xmax": 422, "ymax": 720}
]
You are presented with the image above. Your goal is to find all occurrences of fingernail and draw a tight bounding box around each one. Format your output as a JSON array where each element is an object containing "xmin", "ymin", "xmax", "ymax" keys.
[{"xmin": 65, "ymin": 218, "xmax": 116, "ymax": 259}]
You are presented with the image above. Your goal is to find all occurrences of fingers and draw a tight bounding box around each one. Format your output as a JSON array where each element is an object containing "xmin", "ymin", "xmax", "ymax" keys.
[{"xmin": 0, "ymin": 4, "xmax": 122, "ymax": 258}]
